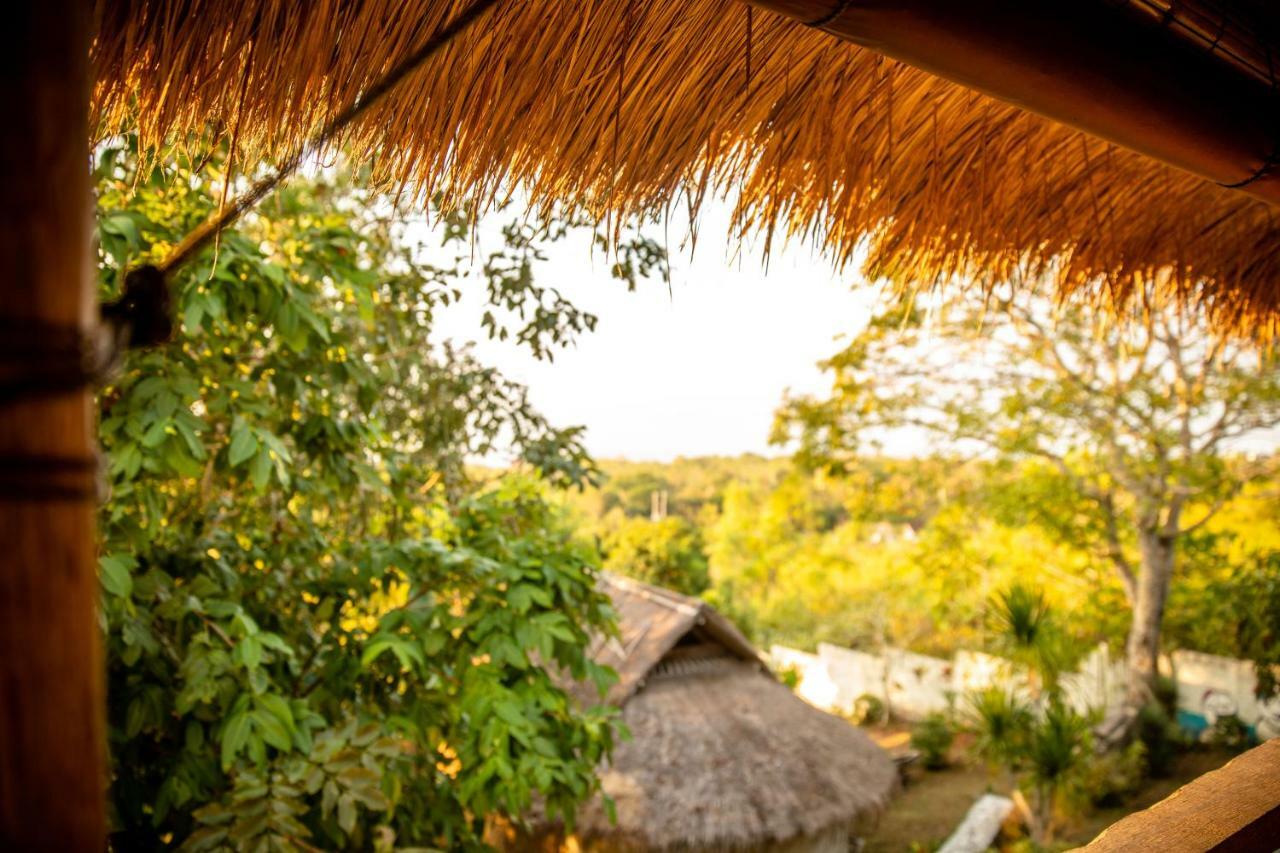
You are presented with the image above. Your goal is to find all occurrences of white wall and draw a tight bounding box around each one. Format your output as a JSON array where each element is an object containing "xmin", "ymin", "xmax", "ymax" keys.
[
  {"xmin": 816, "ymin": 643, "xmax": 887, "ymax": 715},
  {"xmin": 1059, "ymin": 644, "xmax": 1128, "ymax": 714},
  {"xmin": 770, "ymin": 641, "xmax": 1278, "ymax": 733},
  {"xmin": 770, "ymin": 645, "xmax": 843, "ymax": 712},
  {"xmin": 883, "ymin": 647, "xmax": 955, "ymax": 720},
  {"xmin": 1172, "ymin": 649, "xmax": 1280, "ymax": 737}
]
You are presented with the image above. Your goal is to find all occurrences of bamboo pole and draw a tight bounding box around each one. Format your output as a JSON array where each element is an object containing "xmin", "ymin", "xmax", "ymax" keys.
[
  {"xmin": 746, "ymin": 0, "xmax": 1280, "ymax": 206},
  {"xmin": 0, "ymin": 5, "xmax": 104, "ymax": 849}
]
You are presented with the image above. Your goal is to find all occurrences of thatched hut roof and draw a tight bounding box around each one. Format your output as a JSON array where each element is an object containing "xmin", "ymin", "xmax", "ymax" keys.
[
  {"xmin": 92, "ymin": 1, "xmax": 1280, "ymax": 333},
  {"xmin": 578, "ymin": 573, "xmax": 759, "ymax": 707},
  {"xmin": 548, "ymin": 574, "xmax": 897, "ymax": 851}
]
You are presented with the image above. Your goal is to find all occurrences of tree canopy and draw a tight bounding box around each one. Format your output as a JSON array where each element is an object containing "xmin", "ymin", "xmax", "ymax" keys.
[
  {"xmin": 774, "ymin": 281, "xmax": 1280, "ymax": 699},
  {"xmin": 95, "ymin": 141, "xmax": 666, "ymax": 851},
  {"xmin": 600, "ymin": 516, "xmax": 711, "ymax": 596}
]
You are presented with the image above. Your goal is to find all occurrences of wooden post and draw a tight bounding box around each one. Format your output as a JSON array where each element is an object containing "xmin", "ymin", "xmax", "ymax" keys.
[{"xmin": 0, "ymin": 5, "xmax": 104, "ymax": 850}]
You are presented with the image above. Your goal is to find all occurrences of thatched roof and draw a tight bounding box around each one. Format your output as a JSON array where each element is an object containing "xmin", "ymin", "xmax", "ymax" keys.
[
  {"xmin": 581, "ymin": 573, "xmax": 759, "ymax": 707},
  {"xmin": 91, "ymin": 1, "xmax": 1280, "ymax": 333},
  {"xmin": 548, "ymin": 575, "xmax": 897, "ymax": 851}
]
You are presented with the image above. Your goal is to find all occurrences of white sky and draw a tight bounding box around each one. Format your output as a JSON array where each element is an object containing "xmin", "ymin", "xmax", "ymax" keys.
[
  {"xmin": 411, "ymin": 202, "xmax": 1278, "ymax": 464},
  {"xmin": 419, "ymin": 203, "xmax": 880, "ymax": 462}
]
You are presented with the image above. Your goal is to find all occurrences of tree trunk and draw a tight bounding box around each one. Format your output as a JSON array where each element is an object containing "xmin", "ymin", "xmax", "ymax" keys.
[
  {"xmin": 0, "ymin": 5, "xmax": 103, "ymax": 849},
  {"xmin": 1124, "ymin": 529, "xmax": 1175, "ymax": 706}
]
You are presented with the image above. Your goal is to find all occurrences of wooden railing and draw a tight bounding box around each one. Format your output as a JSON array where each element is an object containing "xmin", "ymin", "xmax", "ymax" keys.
[{"xmin": 1081, "ymin": 738, "xmax": 1280, "ymax": 852}]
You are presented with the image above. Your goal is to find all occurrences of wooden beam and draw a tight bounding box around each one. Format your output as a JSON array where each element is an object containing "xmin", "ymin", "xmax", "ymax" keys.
[
  {"xmin": 0, "ymin": 5, "xmax": 104, "ymax": 849},
  {"xmin": 1082, "ymin": 738, "xmax": 1280, "ymax": 851},
  {"xmin": 746, "ymin": 0, "xmax": 1280, "ymax": 206}
]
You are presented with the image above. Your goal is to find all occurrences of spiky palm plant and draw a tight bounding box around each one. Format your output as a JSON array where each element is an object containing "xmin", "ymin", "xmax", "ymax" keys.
[
  {"xmin": 988, "ymin": 583, "xmax": 1076, "ymax": 698},
  {"xmin": 991, "ymin": 583, "xmax": 1050, "ymax": 650},
  {"xmin": 1024, "ymin": 700, "xmax": 1092, "ymax": 842},
  {"xmin": 966, "ymin": 686, "xmax": 1033, "ymax": 770}
]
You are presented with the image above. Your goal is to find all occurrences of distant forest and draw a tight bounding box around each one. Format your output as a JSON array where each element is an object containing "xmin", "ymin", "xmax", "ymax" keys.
[{"xmin": 553, "ymin": 455, "xmax": 1280, "ymax": 666}]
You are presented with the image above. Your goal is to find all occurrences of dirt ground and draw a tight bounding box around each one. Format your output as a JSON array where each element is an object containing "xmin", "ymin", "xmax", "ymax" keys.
[{"xmin": 861, "ymin": 724, "xmax": 1237, "ymax": 852}]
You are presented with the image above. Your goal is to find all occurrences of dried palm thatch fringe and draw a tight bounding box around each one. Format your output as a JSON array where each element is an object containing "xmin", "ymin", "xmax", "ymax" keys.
[
  {"xmin": 153, "ymin": 0, "xmax": 503, "ymax": 277},
  {"xmin": 92, "ymin": 0, "xmax": 1280, "ymax": 335}
]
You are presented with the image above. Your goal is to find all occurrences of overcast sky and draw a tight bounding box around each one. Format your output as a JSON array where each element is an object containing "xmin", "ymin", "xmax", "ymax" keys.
[
  {"xmin": 409, "ymin": 198, "xmax": 1280, "ymax": 464},
  {"xmin": 419, "ymin": 203, "xmax": 880, "ymax": 462}
]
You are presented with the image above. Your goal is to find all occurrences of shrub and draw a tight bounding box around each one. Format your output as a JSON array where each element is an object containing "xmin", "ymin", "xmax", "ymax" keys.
[
  {"xmin": 92, "ymin": 143, "xmax": 657, "ymax": 850},
  {"xmin": 911, "ymin": 713, "xmax": 955, "ymax": 770},
  {"xmin": 1025, "ymin": 702, "xmax": 1091, "ymax": 788},
  {"xmin": 1154, "ymin": 675, "xmax": 1180, "ymax": 715},
  {"xmin": 853, "ymin": 693, "xmax": 887, "ymax": 726},
  {"xmin": 990, "ymin": 585, "xmax": 1051, "ymax": 651},
  {"xmin": 1136, "ymin": 702, "xmax": 1184, "ymax": 777},
  {"xmin": 1076, "ymin": 741, "xmax": 1147, "ymax": 808},
  {"xmin": 1205, "ymin": 714, "xmax": 1252, "ymax": 752},
  {"xmin": 602, "ymin": 516, "xmax": 710, "ymax": 595},
  {"xmin": 986, "ymin": 584, "xmax": 1081, "ymax": 697}
]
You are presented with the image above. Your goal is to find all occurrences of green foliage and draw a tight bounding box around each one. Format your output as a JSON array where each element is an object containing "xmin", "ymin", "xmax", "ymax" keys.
[
  {"xmin": 776, "ymin": 666, "xmax": 801, "ymax": 691},
  {"xmin": 560, "ymin": 455, "xmax": 790, "ymax": 530},
  {"xmin": 698, "ymin": 579, "xmax": 760, "ymax": 642},
  {"xmin": 1075, "ymin": 741, "xmax": 1147, "ymax": 809},
  {"xmin": 1134, "ymin": 703, "xmax": 1184, "ymax": 778},
  {"xmin": 986, "ymin": 585, "xmax": 1081, "ymax": 698},
  {"xmin": 957, "ymin": 589, "xmax": 1096, "ymax": 841},
  {"xmin": 597, "ymin": 471, "xmax": 675, "ymax": 519},
  {"xmin": 1024, "ymin": 702, "xmax": 1091, "ymax": 791},
  {"xmin": 697, "ymin": 468, "xmax": 972, "ymax": 654},
  {"xmin": 773, "ymin": 281, "xmax": 1280, "ymax": 695},
  {"xmin": 990, "ymin": 585, "xmax": 1051, "ymax": 652},
  {"xmin": 965, "ymin": 687, "xmax": 1033, "ymax": 769},
  {"xmin": 910, "ymin": 713, "xmax": 955, "ymax": 770},
  {"xmin": 1022, "ymin": 701, "xmax": 1091, "ymax": 842},
  {"xmin": 600, "ymin": 516, "xmax": 710, "ymax": 595},
  {"xmin": 1153, "ymin": 675, "xmax": 1179, "ymax": 715},
  {"xmin": 853, "ymin": 693, "xmax": 887, "ymax": 727},
  {"xmin": 1204, "ymin": 715, "xmax": 1252, "ymax": 753},
  {"xmin": 967, "ymin": 590, "xmax": 1093, "ymax": 841},
  {"xmin": 94, "ymin": 141, "xmax": 666, "ymax": 850},
  {"xmin": 1168, "ymin": 551, "xmax": 1280, "ymax": 699},
  {"xmin": 561, "ymin": 452, "xmax": 1279, "ymax": 675}
]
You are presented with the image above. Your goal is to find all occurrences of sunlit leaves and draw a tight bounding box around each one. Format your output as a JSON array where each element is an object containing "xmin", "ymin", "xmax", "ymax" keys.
[
  {"xmin": 602, "ymin": 516, "xmax": 710, "ymax": 595},
  {"xmin": 94, "ymin": 141, "xmax": 631, "ymax": 850},
  {"xmin": 100, "ymin": 553, "xmax": 135, "ymax": 598},
  {"xmin": 227, "ymin": 419, "xmax": 257, "ymax": 467},
  {"xmin": 771, "ymin": 280, "xmax": 1280, "ymax": 692}
]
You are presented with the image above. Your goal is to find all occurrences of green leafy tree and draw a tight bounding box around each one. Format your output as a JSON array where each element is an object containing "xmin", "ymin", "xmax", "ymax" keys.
[
  {"xmin": 598, "ymin": 471, "xmax": 673, "ymax": 518},
  {"xmin": 1170, "ymin": 549, "xmax": 1280, "ymax": 699},
  {"xmin": 601, "ymin": 516, "xmax": 710, "ymax": 595},
  {"xmin": 94, "ymin": 141, "xmax": 665, "ymax": 850},
  {"xmin": 775, "ymin": 281, "xmax": 1280, "ymax": 705}
]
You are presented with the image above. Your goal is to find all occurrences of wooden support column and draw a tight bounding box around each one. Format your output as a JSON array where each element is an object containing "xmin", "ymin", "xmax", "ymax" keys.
[{"xmin": 0, "ymin": 5, "xmax": 104, "ymax": 850}]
